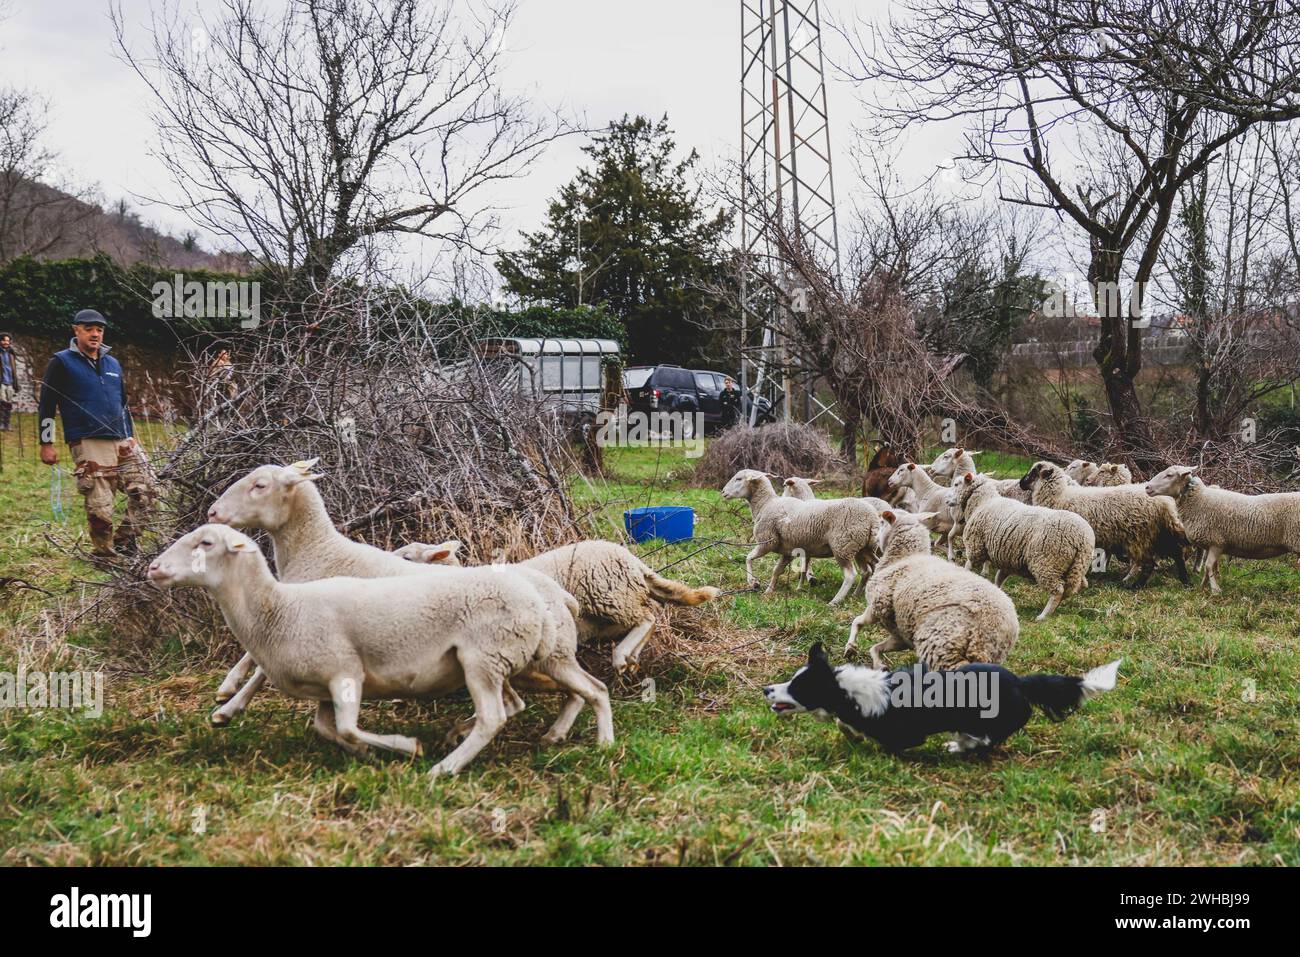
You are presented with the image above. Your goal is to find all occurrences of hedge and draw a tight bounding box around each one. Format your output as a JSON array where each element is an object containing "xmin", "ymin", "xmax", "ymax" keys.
[
  {"xmin": 0, "ymin": 254, "xmax": 257, "ymax": 345},
  {"xmin": 0, "ymin": 255, "xmax": 629, "ymax": 351}
]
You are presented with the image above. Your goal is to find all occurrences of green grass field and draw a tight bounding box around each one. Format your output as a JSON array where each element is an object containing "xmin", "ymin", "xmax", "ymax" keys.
[{"xmin": 1, "ymin": 417, "xmax": 1296, "ymax": 865}]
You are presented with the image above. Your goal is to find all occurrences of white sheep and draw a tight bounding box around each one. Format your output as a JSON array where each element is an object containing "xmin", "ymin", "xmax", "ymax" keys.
[
  {"xmin": 392, "ymin": 540, "xmax": 462, "ymax": 564},
  {"xmin": 782, "ymin": 476, "xmax": 891, "ymax": 512},
  {"xmin": 205, "ymin": 461, "xmax": 576, "ymax": 726},
  {"xmin": 1144, "ymin": 465, "xmax": 1300, "ymax": 594},
  {"xmin": 780, "ymin": 476, "xmax": 889, "ymax": 588},
  {"xmin": 1019, "ymin": 460, "xmax": 1186, "ymax": 588},
  {"xmin": 1065, "ymin": 459, "xmax": 1100, "ymax": 484},
  {"xmin": 780, "ymin": 475, "xmax": 899, "ymax": 589},
  {"xmin": 147, "ymin": 525, "xmax": 613, "ymax": 776},
  {"xmin": 398, "ymin": 538, "xmax": 721, "ymax": 674},
  {"xmin": 929, "ymin": 449, "xmax": 1039, "ymax": 537},
  {"xmin": 845, "ymin": 509, "xmax": 1019, "ymax": 669},
  {"xmin": 1087, "ymin": 463, "xmax": 1133, "ymax": 487},
  {"xmin": 926, "ymin": 447, "xmax": 980, "ymax": 481},
  {"xmin": 947, "ymin": 472, "xmax": 1095, "ymax": 619},
  {"xmin": 922, "ymin": 448, "xmax": 982, "ymax": 559},
  {"xmin": 722, "ymin": 469, "xmax": 878, "ymax": 605},
  {"xmin": 885, "ymin": 462, "xmax": 956, "ymax": 553},
  {"xmin": 931, "ymin": 447, "xmax": 1034, "ymax": 504}
]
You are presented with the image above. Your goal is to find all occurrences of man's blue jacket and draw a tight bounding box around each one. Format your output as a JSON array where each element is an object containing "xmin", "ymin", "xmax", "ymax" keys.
[{"xmin": 37, "ymin": 340, "xmax": 134, "ymax": 443}]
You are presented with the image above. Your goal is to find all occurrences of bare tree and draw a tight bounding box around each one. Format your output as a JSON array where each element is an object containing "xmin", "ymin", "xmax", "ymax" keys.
[
  {"xmin": 1264, "ymin": 122, "xmax": 1300, "ymax": 300},
  {"xmin": 112, "ymin": 0, "xmax": 569, "ymax": 290},
  {"xmin": 0, "ymin": 86, "xmax": 96, "ymax": 262},
  {"xmin": 1164, "ymin": 127, "xmax": 1300, "ymax": 443},
  {"xmin": 841, "ymin": 0, "xmax": 1300, "ymax": 471},
  {"xmin": 741, "ymin": 165, "xmax": 1066, "ymax": 466}
]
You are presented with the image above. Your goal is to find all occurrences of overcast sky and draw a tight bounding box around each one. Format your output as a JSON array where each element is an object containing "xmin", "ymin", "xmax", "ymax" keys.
[{"xmin": 1, "ymin": 0, "xmax": 1076, "ymax": 293}]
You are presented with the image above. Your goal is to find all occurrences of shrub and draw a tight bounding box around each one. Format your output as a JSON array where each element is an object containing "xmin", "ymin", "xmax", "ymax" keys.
[{"xmin": 691, "ymin": 422, "xmax": 848, "ymax": 488}]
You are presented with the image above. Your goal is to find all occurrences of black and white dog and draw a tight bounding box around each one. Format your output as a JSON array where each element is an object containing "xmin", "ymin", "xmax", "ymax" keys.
[{"xmin": 763, "ymin": 643, "xmax": 1120, "ymax": 754}]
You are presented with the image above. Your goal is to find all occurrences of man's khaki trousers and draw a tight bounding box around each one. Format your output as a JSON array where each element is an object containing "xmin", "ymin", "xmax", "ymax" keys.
[{"xmin": 69, "ymin": 437, "xmax": 157, "ymax": 555}]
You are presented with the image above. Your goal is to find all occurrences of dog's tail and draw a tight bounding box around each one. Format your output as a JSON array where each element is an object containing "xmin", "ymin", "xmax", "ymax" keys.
[
  {"xmin": 643, "ymin": 569, "xmax": 721, "ymax": 606},
  {"xmin": 1018, "ymin": 660, "xmax": 1122, "ymax": 721}
]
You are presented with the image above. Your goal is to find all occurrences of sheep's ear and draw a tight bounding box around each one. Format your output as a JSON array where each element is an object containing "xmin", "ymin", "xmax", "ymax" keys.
[
  {"xmin": 907, "ymin": 463, "xmax": 916, "ymax": 471},
  {"xmin": 882, "ymin": 510, "xmax": 897, "ymax": 524},
  {"xmin": 970, "ymin": 450, "xmax": 982, "ymax": 457},
  {"xmin": 284, "ymin": 466, "xmax": 324, "ymax": 485},
  {"xmin": 425, "ymin": 539, "xmax": 461, "ymax": 563},
  {"xmin": 955, "ymin": 447, "xmax": 964, "ymax": 454},
  {"xmin": 225, "ymin": 536, "xmax": 253, "ymax": 553},
  {"xmin": 783, "ymin": 478, "xmax": 795, "ymax": 487},
  {"xmin": 289, "ymin": 457, "xmax": 320, "ymax": 473},
  {"xmin": 1184, "ymin": 465, "xmax": 1199, "ymax": 474},
  {"xmin": 916, "ymin": 511, "xmax": 940, "ymax": 529},
  {"xmin": 963, "ymin": 472, "xmax": 974, "ymax": 484},
  {"xmin": 807, "ymin": 478, "xmax": 822, "ymax": 485}
]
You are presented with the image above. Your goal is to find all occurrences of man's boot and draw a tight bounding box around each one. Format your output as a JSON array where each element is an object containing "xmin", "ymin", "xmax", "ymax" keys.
[{"xmin": 88, "ymin": 513, "xmax": 117, "ymax": 558}]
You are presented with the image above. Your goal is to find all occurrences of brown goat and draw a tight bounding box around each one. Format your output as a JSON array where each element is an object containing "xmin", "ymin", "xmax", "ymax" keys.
[{"xmin": 861, "ymin": 442, "xmax": 905, "ymax": 499}]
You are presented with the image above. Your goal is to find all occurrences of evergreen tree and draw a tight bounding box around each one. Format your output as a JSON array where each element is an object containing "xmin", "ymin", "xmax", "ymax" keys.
[{"xmin": 497, "ymin": 115, "xmax": 732, "ymax": 365}]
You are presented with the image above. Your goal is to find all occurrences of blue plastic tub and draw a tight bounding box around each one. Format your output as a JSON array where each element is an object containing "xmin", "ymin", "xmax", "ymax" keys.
[{"xmin": 624, "ymin": 506, "xmax": 695, "ymax": 544}]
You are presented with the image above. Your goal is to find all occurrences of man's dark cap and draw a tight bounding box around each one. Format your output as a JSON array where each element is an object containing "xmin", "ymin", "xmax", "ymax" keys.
[{"xmin": 73, "ymin": 309, "xmax": 107, "ymax": 327}]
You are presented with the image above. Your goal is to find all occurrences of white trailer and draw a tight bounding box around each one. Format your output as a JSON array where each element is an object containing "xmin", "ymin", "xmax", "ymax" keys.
[{"xmin": 474, "ymin": 337, "xmax": 621, "ymax": 417}]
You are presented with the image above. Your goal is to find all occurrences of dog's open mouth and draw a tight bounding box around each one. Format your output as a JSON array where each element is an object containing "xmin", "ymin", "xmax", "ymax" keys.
[{"xmin": 770, "ymin": 702, "xmax": 796, "ymax": 713}]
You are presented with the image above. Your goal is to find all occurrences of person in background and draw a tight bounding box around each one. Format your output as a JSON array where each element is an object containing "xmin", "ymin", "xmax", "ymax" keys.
[
  {"xmin": 37, "ymin": 310, "xmax": 157, "ymax": 557},
  {"xmin": 720, "ymin": 375, "xmax": 741, "ymax": 428},
  {"xmin": 206, "ymin": 345, "xmax": 236, "ymax": 402},
  {"xmin": 0, "ymin": 332, "xmax": 18, "ymax": 430}
]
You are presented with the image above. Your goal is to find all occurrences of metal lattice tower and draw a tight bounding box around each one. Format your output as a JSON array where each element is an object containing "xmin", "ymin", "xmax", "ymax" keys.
[{"xmin": 739, "ymin": 0, "xmax": 841, "ymax": 424}]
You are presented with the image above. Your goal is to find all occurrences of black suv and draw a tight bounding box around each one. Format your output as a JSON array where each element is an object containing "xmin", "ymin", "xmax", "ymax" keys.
[{"xmin": 623, "ymin": 365, "xmax": 774, "ymax": 435}]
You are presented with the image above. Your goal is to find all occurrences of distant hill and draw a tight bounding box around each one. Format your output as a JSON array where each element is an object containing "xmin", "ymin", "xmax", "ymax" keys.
[{"xmin": 0, "ymin": 174, "xmax": 249, "ymax": 272}]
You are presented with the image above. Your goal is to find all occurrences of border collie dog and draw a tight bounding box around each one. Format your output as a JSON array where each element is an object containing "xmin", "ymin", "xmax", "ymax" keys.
[{"xmin": 764, "ymin": 643, "xmax": 1120, "ymax": 754}]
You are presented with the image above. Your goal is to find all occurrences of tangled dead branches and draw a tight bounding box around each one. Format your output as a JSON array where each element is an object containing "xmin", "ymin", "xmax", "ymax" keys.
[{"xmin": 87, "ymin": 283, "xmax": 587, "ymax": 657}]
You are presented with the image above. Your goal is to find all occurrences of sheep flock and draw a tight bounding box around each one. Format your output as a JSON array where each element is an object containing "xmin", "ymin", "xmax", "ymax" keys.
[{"xmin": 146, "ymin": 441, "xmax": 1300, "ymax": 775}]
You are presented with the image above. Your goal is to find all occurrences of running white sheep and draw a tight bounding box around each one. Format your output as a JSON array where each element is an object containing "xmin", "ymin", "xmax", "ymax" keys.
[
  {"xmin": 947, "ymin": 472, "xmax": 1095, "ymax": 619},
  {"xmin": 845, "ymin": 510, "xmax": 1019, "ymax": 669},
  {"xmin": 205, "ymin": 461, "xmax": 578, "ymax": 727},
  {"xmin": 722, "ymin": 469, "xmax": 879, "ymax": 605},
  {"xmin": 1144, "ymin": 465, "xmax": 1300, "ymax": 594},
  {"xmin": 781, "ymin": 476, "xmax": 889, "ymax": 587},
  {"xmin": 924, "ymin": 448, "xmax": 981, "ymax": 559},
  {"xmin": 885, "ymin": 462, "xmax": 957, "ymax": 552},
  {"xmin": 933, "ymin": 447, "xmax": 1031, "ymax": 504},
  {"xmin": 926, "ymin": 447, "xmax": 980, "ymax": 482},
  {"xmin": 1019, "ymin": 460, "xmax": 1186, "ymax": 588},
  {"xmin": 147, "ymin": 525, "xmax": 613, "ymax": 776},
  {"xmin": 397, "ymin": 538, "xmax": 721, "ymax": 674}
]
